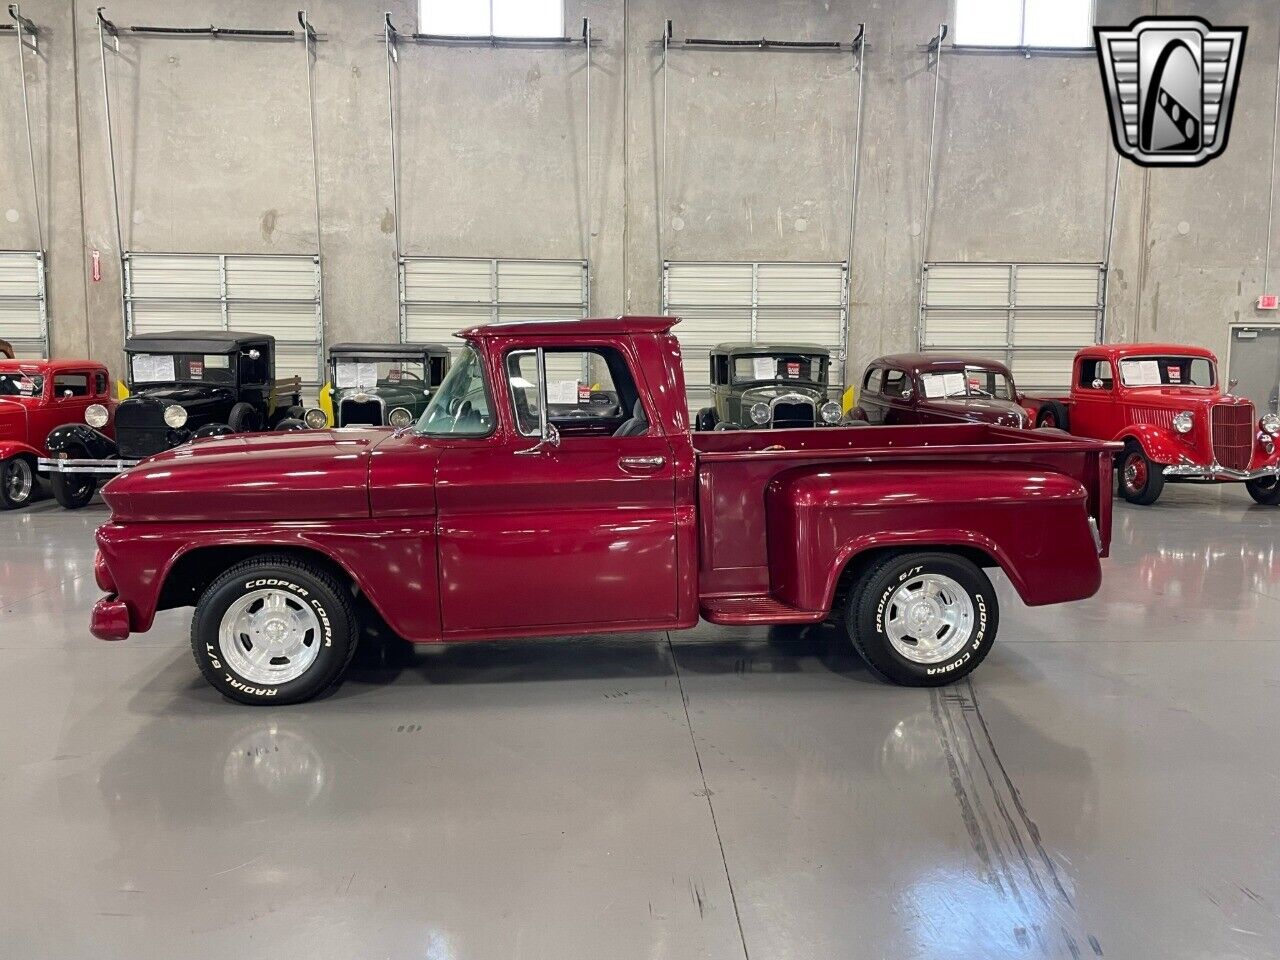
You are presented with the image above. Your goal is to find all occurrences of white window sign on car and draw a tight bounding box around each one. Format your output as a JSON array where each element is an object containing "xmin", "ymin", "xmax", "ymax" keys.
[
  {"xmin": 1120, "ymin": 359, "xmax": 1161, "ymax": 386},
  {"xmin": 753, "ymin": 356, "xmax": 775, "ymax": 380},
  {"xmin": 547, "ymin": 379, "xmax": 580, "ymax": 404},
  {"xmin": 132, "ymin": 353, "xmax": 177, "ymax": 384},
  {"xmin": 335, "ymin": 361, "xmax": 379, "ymax": 390},
  {"xmin": 922, "ymin": 374, "xmax": 945, "ymax": 399}
]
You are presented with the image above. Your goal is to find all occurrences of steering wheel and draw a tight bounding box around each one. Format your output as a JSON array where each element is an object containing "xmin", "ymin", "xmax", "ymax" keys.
[{"xmin": 396, "ymin": 369, "xmax": 423, "ymax": 382}]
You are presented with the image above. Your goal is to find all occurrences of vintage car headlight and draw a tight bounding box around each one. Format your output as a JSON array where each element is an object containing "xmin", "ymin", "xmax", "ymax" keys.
[
  {"xmin": 820, "ymin": 401, "xmax": 842, "ymax": 424},
  {"xmin": 303, "ymin": 407, "xmax": 328, "ymax": 429},
  {"xmin": 388, "ymin": 406, "xmax": 413, "ymax": 429},
  {"xmin": 1261, "ymin": 413, "xmax": 1280, "ymax": 436},
  {"xmin": 163, "ymin": 404, "xmax": 188, "ymax": 429},
  {"xmin": 749, "ymin": 402, "xmax": 770, "ymax": 425},
  {"xmin": 84, "ymin": 404, "xmax": 109, "ymax": 429},
  {"xmin": 1172, "ymin": 411, "xmax": 1194, "ymax": 434}
]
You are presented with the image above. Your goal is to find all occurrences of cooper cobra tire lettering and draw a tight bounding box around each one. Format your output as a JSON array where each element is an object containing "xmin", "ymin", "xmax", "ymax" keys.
[{"xmin": 193, "ymin": 556, "xmax": 358, "ymax": 706}]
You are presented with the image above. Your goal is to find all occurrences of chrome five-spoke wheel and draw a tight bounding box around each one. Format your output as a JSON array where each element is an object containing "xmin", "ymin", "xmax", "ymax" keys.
[
  {"xmin": 219, "ymin": 589, "xmax": 323, "ymax": 685},
  {"xmin": 881, "ymin": 572, "xmax": 975, "ymax": 664}
]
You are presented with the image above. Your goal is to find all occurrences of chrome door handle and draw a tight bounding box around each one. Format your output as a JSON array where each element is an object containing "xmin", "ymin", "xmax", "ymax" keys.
[{"xmin": 618, "ymin": 455, "xmax": 666, "ymax": 471}]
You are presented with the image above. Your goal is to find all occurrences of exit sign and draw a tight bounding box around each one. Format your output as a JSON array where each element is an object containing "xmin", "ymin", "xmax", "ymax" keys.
[{"xmin": 1258, "ymin": 294, "xmax": 1279, "ymax": 310}]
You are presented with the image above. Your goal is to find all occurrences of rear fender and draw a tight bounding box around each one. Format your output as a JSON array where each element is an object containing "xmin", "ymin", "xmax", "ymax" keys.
[
  {"xmin": 765, "ymin": 463, "xmax": 1103, "ymax": 610},
  {"xmin": 47, "ymin": 424, "xmax": 117, "ymax": 459},
  {"xmin": 1116, "ymin": 424, "xmax": 1183, "ymax": 464}
]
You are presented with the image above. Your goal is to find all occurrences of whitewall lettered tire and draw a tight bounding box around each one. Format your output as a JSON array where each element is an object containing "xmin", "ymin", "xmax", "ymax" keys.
[
  {"xmin": 191, "ymin": 555, "xmax": 358, "ymax": 705},
  {"xmin": 846, "ymin": 551, "xmax": 998, "ymax": 686}
]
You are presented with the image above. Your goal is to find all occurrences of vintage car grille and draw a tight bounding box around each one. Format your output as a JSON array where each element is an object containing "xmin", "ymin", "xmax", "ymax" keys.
[
  {"xmin": 771, "ymin": 400, "xmax": 815, "ymax": 428},
  {"xmin": 114, "ymin": 403, "xmax": 176, "ymax": 459},
  {"xmin": 339, "ymin": 397, "xmax": 384, "ymax": 427},
  {"xmin": 1211, "ymin": 403, "xmax": 1254, "ymax": 470}
]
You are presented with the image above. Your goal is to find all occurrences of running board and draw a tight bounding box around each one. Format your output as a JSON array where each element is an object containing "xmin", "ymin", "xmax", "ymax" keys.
[{"xmin": 699, "ymin": 594, "xmax": 827, "ymax": 626}]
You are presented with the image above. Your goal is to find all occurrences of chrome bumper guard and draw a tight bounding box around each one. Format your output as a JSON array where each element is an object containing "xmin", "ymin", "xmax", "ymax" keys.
[
  {"xmin": 1087, "ymin": 517, "xmax": 1102, "ymax": 555},
  {"xmin": 38, "ymin": 457, "xmax": 140, "ymax": 475},
  {"xmin": 1161, "ymin": 462, "xmax": 1280, "ymax": 481}
]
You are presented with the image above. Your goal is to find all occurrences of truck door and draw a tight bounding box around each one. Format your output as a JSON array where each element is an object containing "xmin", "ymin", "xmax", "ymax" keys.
[
  {"xmin": 435, "ymin": 340, "xmax": 680, "ymax": 634},
  {"xmin": 1070, "ymin": 356, "xmax": 1118, "ymax": 438}
]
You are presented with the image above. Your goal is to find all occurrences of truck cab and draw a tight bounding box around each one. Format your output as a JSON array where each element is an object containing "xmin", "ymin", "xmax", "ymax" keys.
[{"xmin": 89, "ymin": 317, "xmax": 1116, "ymax": 705}]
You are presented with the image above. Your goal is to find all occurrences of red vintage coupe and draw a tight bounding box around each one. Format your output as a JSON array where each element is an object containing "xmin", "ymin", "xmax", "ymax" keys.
[
  {"xmin": 1029, "ymin": 344, "xmax": 1280, "ymax": 505},
  {"xmin": 0, "ymin": 358, "xmax": 116, "ymax": 509}
]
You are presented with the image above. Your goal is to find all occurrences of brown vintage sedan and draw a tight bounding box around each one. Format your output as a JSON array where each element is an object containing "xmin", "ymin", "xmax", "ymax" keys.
[{"xmin": 852, "ymin": 354, "xmax": 1031, "ymax": 428}]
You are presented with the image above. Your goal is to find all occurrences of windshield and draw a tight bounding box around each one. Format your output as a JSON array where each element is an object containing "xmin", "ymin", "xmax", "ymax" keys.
[
  {"xmin": 332, "ymin": 358, "xmax": 426, "ymax": 390},
  {"xmin": 414, "ymin": 345, "xmax": 492, "ymax": 436},
  {"xmin": 0, "ymin": 371, "xmax": 43, "ymax": 397},
  {"xmin": 732, "ymin": 354, "xmax": 827, "ymax": 383},
  {"xmin": 921, "ymin": 367, "xmax": 1013, "ymax": 400},
  {"xmin": 1119, "ymin": 356, "xmax": 1215, "ymax": 388},
  {"xmin": 129, "ymin": 352, "xmax": 234, "ymax": 386}
]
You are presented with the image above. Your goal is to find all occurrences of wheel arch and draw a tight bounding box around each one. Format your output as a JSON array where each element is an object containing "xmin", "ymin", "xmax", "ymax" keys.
[
  {"xmin": 826, "ymin": 537, "xmax": 1012, "ymax": 615},
  {"xmin": 157, "ymin": 543, "xmax": 363, "ymax": 616},
  {"xmin": 1115, "ymin": 424, "xmax": 1183, "ymax": 464}
]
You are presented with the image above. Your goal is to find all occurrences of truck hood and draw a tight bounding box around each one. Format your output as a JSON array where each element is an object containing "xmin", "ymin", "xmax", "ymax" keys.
[
  {"xmin": 101, "ymin": 428, "xmax": 385, "ymax": 522},
  {"xmin": 1122, "ymin": 387, "xmax": 1244, "ymax": 407}
]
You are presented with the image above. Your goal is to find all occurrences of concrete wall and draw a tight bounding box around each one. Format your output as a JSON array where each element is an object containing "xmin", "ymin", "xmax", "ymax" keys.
[{"xmin": 1, "ymin": 0, "xmax": 1277, "ymax": 385}]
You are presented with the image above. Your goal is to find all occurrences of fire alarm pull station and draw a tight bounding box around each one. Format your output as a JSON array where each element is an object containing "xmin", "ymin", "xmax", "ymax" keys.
[{"xmin": 1257, "ymin": 294, "xmax": 1278, "ymax": 310}]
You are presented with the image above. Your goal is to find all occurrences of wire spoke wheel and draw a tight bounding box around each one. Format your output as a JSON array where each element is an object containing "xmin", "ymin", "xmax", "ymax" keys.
[
  {"xmin": 882, "ymin": 573, "xmax": 975, "ymax": 664},
  {"xmin": 218, "ymin": 588, "xmax": 323, "ymax": 685},
  {"xmin": 1123, "ymin": 452, "xmax": 1147, "ymax": 493}
]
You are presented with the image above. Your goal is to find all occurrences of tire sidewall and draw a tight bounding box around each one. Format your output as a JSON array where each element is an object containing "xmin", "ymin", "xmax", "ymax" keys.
[
  {"xmin": 1246, "ymin": 476, "xmax": 1280, "ymax": 505},
  {"xmin": 0, "ymin": 456, "xmax": 35, "ymax": 509},
  {"xmin": 193, "ymin": 564, "xmax": 352, "ymax": 705},
  {"xmin": 853, "ymin": 554, "xmax": 998, "ymax": 685},
  {"xmin": 50, "ymin": 446, "xmax": 96, "ymax": 509}
]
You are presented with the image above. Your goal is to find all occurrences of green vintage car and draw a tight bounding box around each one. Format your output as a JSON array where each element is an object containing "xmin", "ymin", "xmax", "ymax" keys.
[
  {"xmin": 694, "ymin": 342, "xmax": 845, "ymax": 430},
  {"xmin": 310, "ymin": 342, "xmax": 452, "ymax": 429}
]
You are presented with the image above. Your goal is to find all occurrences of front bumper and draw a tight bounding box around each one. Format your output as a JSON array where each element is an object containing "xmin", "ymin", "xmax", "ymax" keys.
[
  {"xmin": 90, "ymin": 597, "xmax": 131, "ymax": 641},
  {"xmin": 38, "ymin": 456, "xmax": 140, "ymax": 475},
  {"xmin": 1162, "ymin": 462, "xmax": 1280, "ymax": 481}
]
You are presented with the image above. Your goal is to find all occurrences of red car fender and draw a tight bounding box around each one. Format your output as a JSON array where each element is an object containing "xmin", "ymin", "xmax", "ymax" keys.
[
  {"xmin": 1114, "ymin": 424, "xmax": 1186, "ymax": 464},
  {"xmin": 0, "ymin": 439, "xmax": 43, "ymax": 462}
]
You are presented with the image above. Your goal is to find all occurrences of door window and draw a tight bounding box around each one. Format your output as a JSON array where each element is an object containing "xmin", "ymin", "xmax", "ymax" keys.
[
  {"xmin": 53, "ymin": 373, "xmax": 89, "ymax": 397},
  {"xmin": 1077, "ymin": 358, "xmax": 1114, "ymax": 390},
  {"xmin": 863, "ymin": 367, "xmax": 883, "ymax": 394},
  {"xmin": 94, "ymin": 371, "xmax": 109, "ymax": 396},
  {"xmin": 505, "ymin": 346, "xmax": 643, "ymax": 438},
  {"xmin": 882, "ymin": 369, "xmax": 908, "ymax": 398}
]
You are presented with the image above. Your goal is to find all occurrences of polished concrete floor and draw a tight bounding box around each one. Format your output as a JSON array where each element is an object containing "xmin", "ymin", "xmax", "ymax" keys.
[{"xmin": 1, "ymin": 484, "xmax": 1278, "ymax": 959}]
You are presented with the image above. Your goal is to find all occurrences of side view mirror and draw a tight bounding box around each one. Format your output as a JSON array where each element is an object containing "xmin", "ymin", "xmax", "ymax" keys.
[
  {"xmin": 423, "ymin": 388, "xmax": 431, "ymax": 398},
  {"xmin": 1227, "ymin": 378, "xmax": 1239, "ymax": 394},
  {"xmin": 1092, "ymin": 378, "xmax": 1104, "ymax": 390},
  {"xmin": 900, "ymin": 387, "xmax": 914, "ymax": 402},
  {"xmin": 248, "ymin": 349, "xmax": 261, "ymax": 360},
  {"xmin": 62, "ymin": 389, "xmax": 73, "ymax": 398},
  {"xmin": 515, "ymin": 422, "xmax": 561, "ymax": 456}
]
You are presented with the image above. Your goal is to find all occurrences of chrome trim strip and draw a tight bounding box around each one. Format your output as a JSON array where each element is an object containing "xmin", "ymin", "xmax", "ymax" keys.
[
  {"xmin": 37, "ymin": 457, "xmax": 139, "ymax": 474},
  {"xmin": 1162, "ymin": 462, "xmax": 1280, "ymax": 481}
]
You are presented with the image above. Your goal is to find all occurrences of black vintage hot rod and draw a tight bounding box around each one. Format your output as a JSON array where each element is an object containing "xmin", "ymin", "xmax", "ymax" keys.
[{"xmin": 39, "ymin": 331, "xmax": 303, "ymax": 508}]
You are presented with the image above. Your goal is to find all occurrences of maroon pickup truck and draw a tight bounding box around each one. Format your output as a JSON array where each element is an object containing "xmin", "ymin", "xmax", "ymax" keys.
[{"xmin": 91, "ymin": 317, "xmax": 1117, "ymax": 704}]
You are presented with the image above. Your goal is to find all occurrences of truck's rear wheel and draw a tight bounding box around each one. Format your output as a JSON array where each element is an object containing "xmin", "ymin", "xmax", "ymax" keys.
[
  {"xmin": 191, "ymin": 555, "xmax": 358, "ymax": 705},
  {"xmin": 1119, "ymin": 442, "xmax": 1164, "ymax": 505},
  {"xmin": 50, "ymin": 446, "xmax": 97, "ymax": 509},
  {"xmin": 1246, "ymin": 476, "xmax": 1280, "ymax": 505},
  {"xmin": 1035, "ymin": 400, "xmax": 1070, "ymax": 430},
  {"xmin": 846, "ymin": 552, "xmax": 998, "ymax": 686}
]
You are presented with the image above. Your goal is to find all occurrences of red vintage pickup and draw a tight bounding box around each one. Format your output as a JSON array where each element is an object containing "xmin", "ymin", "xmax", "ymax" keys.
[{"xmin": 91, "ymin": 317, "xmax": 1117, "ymax": 704}]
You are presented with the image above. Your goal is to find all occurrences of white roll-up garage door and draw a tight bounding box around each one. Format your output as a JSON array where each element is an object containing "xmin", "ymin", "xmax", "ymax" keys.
[
  {"xmin": 0, "ymin": 251, "xmax": 48, "ymax": 358},
  {"xmin": 401, "ymin": 257, "xmax": 588, "ymax": 348},
  {"xmin": 919, "ymin": 262, "xmax": 1103, "ymax": 391},
  {"xmin": 124, "ymin": 253, "xmax": 324, "ymax": 386},
  {"xmin": 663, "ymin": 261, "xmax": 848, "ymax": 411}
]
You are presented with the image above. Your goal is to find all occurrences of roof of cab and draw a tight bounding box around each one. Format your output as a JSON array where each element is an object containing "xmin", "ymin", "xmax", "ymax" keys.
[
  {"xmin": 458, "ymin": 316, "xmax": 680, "ymax": 339},
  {"xmin": 873, "ymin": 353, "xmax": 1013, "ymax": 375},
  {"xmin": 329, "ymin": 341, "xmax": 451, "ymax": 357},
  {"xmin": 1079, "ymin": 342, "xmax": 1217, "ymax": 360},
  {"xmin": 0, "ymin": 357, "xmax": 109, "ymax": 374},
  {"xmin": 711, "ymin": 342, "xmax": 831, "ymax": 356},
  {"xmin": 123, "ymin": 330, "xmax": 274, "ymax": 354}
]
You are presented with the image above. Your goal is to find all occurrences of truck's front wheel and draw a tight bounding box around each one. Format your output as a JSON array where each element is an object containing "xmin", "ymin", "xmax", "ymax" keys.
[
  {"xmin": 846, "ymin": 552, "xmax": 998, "ymax": 686},
  {"xmin": 191, "ymin": 555, "xmax": 358, "ymax": 705},
  {"xmin": 1118, "ymin": 442, "xmax": 1164, "ymax": 505}
]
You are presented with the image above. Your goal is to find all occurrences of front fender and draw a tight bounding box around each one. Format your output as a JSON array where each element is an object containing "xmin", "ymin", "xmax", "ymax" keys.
[
  {"xmin": 0, "ymin": 440, "xmax": 42, "ymax": 461},
  {"xmin": 1116, "ymin": 424, "xmax": 1184, "ymax": 464},
  {"xmin": 46, "ymin": 424, "xmax": 118, "ymax": 459},
  {"xmin": 765, "ymin": 463, "xmax": 1102, "ymax": 610}
]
